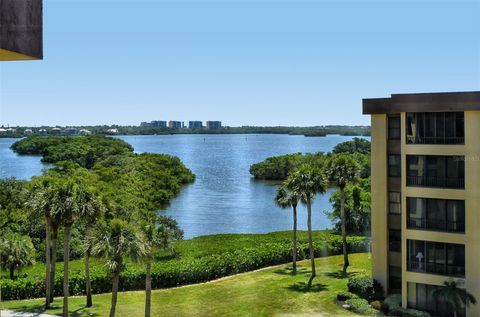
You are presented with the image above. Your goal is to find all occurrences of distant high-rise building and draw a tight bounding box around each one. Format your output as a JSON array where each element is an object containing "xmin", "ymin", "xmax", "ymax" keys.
[
  {"xmin": 206, "ymin": 121, "xmax": 222, "ymax": 130},
  {"xmin": 189, "ymin": 121, "xmax": 203, "ymax": 129},
  {"xmin": 168, "ymin": 121, "xmax": 183, "ymax": 129},
  {"xmin": 151, "ymin": 121, "xmax": 167, "ymax": 128},
  {"xmin": 141, "ymin": 121, "xmax": 167, "ymax": 128}
]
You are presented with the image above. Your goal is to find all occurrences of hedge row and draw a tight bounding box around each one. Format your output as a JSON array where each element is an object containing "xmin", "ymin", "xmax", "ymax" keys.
[{"xmin": 2, "ymin": 235, "xmax": 368, "ymax": 300}]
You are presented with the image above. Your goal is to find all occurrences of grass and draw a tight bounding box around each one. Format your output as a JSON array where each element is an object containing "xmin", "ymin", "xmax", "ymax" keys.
[{"xmin": 2, "ymin": 253, "xmax": 371, "ymax": 317}]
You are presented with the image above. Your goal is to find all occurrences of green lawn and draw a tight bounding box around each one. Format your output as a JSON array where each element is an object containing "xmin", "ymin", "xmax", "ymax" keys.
[{"xmin": 2, "ymin": 253, "xmax": 371, "ymax": 317}]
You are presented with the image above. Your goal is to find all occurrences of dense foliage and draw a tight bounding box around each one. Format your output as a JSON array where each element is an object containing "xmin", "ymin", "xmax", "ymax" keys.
[
  {"xmin": 344, "ymin": 298, "xmax": 380, "ymax": 316},
  {"xmin": 11, "ymin": 136, "xmax": 133, "ymax": 168},
  {"xmin": 347, "ymin": 276, "xmax": 384, "ymax": 302},
  {"xmin": 249, "ymin": 153, "xmax": 327, "ymax": 180},
  {"xmin": 332, "ymin": 137, "xmax": 371, "ymax": 154},
  {"xmin": 0, "ymin": 231, "xmax": 368, "ymax": 300}
]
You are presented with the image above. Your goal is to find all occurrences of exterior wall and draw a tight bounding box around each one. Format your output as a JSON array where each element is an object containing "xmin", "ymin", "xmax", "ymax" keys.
[
  {"xmin": 0, "ymin": 0, "xmax": 43, "ymax": 60},
  {"xmin": 464, "ymin": 111, "xmax": 480, "ymax": 317},
  {"xmin": 398, "ymin": 111, "xmax": 480, "ymax": 316},
  {"xmin": 370, "ymin": 114, "xmax": 389, "ymax": 289}
]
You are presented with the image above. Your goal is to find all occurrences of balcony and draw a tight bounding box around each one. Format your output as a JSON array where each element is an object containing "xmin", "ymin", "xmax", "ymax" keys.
[
  {"xmin": 406, "ymin": 176, "xmax": 464, "ymax": 189},
  {"xmin": 407, "ymin": 217, "xmax": 465, "ymax": 233},
  {"xmin": 406, "ymin": 136, "xmax": 464, "ymax": 145},
  {"xmin": 408, "ymin": 260, "xmax": 465, "ymax": 277}
]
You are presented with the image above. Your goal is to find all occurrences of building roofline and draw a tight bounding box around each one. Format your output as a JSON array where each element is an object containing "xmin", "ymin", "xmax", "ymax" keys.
[{"xmin": 363, "ymin": 91, "xmax": 480, "ymax": 114}]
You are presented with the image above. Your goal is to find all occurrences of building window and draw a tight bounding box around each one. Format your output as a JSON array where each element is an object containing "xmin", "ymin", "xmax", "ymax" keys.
[
  {"xmin": 389, "ymin": 192, "xmax": 401, "ymax": 214},
  {"xmin": 388, "ymin": 266, "xmax": 402, "ymax": 293},
  {"xmin": 388, "ymin": 155, "xmax": 401, "ymax": 177},
  {"xmin": 406, "ymin": 155, "xmax": 464, "ymax": 189},
  {"xmin": 389, "ymin": 230, "xmax": 401, "ymax": 252},
  {"xmin": 407, "ymin": 240, "xmax": 465, "ymax": 277},
  {"xmin": 406, "ymin": 112, "xmax": 464, "ymax": 144},
  {"xmin": 407, "ymin": 198, "xmax": 465, "ymax": 233},
  {"xmin": 388, "ymin": 116, "xmax": 401, "ymax": 140},
  {"xmin": 408, "ymin": 282, "xmax": 466, "ymax": 317}
]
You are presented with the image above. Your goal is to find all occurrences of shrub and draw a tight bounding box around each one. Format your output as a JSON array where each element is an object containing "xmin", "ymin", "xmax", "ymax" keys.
[
  {"xmin": 390, "ymin": 307, "xmax": 431, "ymax": 317},
  {"xmin": 345, "ymin": 298, "xmax": 379, "ymax": 316},
  {"xmin": 0, "ymin": 232, "xmax": 367, "ymax": 300},
  {"xmin": 370, "ymin": 300, "xmax": 382, "ymax": 310},
  {"xmin": 337, "ymin": 291, "xmax": 359, "ymax": 301},
  {"xmin": 347, "ymin": 276, "xmax": 384, "ymax": 302},
  {"xmin": 381, "ymin": 294, "xmax": 402, "ymax": 314}
]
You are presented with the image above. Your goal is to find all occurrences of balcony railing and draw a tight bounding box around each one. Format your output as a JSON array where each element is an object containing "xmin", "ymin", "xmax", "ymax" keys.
[
  {"xmin": 407, "ymin": 217, "xmax": 465, "ymax": 233},
  {"xmin": 406, "ymin": 176, "xmax": 464, "ymax": 189},
  {"xmin": 406, "ymin": 135, "xmax": 465, "ymax": 145},
  {"xmin": 408, "ymin": 260, "xmax": 465, "ymax": 277}
]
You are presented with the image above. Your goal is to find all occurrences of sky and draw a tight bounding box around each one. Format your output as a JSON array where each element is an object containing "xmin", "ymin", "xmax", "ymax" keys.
[{"xmin": 0, "ymin": 0, "xmax": 479, "ymax": 127}]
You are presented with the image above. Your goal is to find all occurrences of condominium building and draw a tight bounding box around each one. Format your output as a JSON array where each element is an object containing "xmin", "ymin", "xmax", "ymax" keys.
[
  {"xmin": 168, "ymin": 121, "xmax": 183, "ymax": 129},
  {"xmin": 206, "ymin": 121, "xmax": 222, "ymax": 130},
  {"xmin": 189, "ymin": 121, "xmax": 203, "ymax": 129},
  {"xmin": 0, "ymin": 0, "xmax": 43, "ymax": 61},
  {"xmin": 364, "ymin": 91, "xmax": 480, "ymax": 317}
]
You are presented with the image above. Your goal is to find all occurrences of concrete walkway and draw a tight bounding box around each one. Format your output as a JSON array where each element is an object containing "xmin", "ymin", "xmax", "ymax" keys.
[{"xmin": 0, "ymin": 310, "xmax": 57, "ymax": 317}]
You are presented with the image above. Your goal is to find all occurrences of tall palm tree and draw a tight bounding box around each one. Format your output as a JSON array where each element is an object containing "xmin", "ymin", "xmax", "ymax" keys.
[
  {"xmin": 27, "ymin": 177, "xmax": 61, "ymax": 308},
  {"xmin": 275, "ymin": 185, "xmax": 300, "ymax": 273},
  {"xmin": 90, "ymin": 218, "xmax": 146, "ymax": 317},
  {"xmin": 142, "ymin": 216, "xmax": 183, "ymax": 317},
  {"xmin": 285, "ymin": 164, "xmax": 327, "ymax": 288},
  {"xmin": 77, "ymin": 187, "xmax": 106, "ymax": 308},
  {"xmin": 326, "ymin": 154, "xmax": 359, "ymax": 276},
  {"xmin": 432, "ymin": 280, "xmax": 477, "ymax": 317},
  {"xmin": 48, "ymin": 178, "xmax": 97, "ymax": 317},
  {"xmin": 0, "ymin": 232, "xmax": 35, "ymax": 279}
]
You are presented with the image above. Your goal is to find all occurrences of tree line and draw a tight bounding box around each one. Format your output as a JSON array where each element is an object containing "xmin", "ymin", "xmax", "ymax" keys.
[{"xmin": 1, "ymin": 136, "xmax": 194, "ymax": 317}]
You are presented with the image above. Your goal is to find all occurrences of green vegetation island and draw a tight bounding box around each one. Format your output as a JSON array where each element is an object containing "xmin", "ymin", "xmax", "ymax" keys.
[
  {"xmin": 1, "ymin": 135, "xmax": 430, "ymax": 317},
  {"xmin": 0, "ymin": 125, "xmax": 370, "ymax": 138}
]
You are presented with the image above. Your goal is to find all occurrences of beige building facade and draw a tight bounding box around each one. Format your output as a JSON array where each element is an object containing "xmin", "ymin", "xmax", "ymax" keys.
[{"xmin": 364, "ymin": 91, "xmax": 480, "ymax": 317}]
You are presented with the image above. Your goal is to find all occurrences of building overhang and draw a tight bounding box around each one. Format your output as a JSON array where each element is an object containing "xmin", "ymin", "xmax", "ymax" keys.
[
  {"xmin": 363, "ymin": 91, "xmax": 480, "ymax": 115},
  {"xmin": 0, "ymin": 0, "xmax": 43, "ymax": 61}
]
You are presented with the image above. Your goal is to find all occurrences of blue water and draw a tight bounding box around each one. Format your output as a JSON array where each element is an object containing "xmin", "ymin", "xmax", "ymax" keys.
[{"xmin": 0, "ymin": 134, "xmax": 369, "ymax": 238}]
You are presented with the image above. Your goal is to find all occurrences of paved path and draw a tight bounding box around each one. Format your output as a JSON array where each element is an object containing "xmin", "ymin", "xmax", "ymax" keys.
[{"xmin": 0, "ymin": 310, "xmax": 57, "ymax": 317}]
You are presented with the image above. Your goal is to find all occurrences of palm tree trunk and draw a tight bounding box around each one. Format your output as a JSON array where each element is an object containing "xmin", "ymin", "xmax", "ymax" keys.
[
  {"xmin": 340, "ymin": 187, "xmax": 349, "ymax": 276},
  {"xmin": 45, "ymin": 217, "xmax": 52, "ymax": 308},
  {"xmin": 292, "ymin": 204, "xmax": 297, "ymax": 274},
  {"xmin": 50, "ymin": 226, "xmax": 58, "ymax": 303},
  {"xmin": 85, "ymin": 226, "xmax": 93, "ymax": 308},
  {"xmin": 110, "ymin": 271, "xmax": 120, "ymax": 317},
  {"xmin": 85, "ymin": 251, "xmax": 93, "ymax": 307},
  {"xmin": 307, "ymin": 198, "xmax": 316, "ymax": 288},
  {"xmin": 9, "ymin": 265, "xmax": 15, "ymax": 280},
  {"xmin": 145, "ymin": 260, "xmax": 152, "ymax": 317},
  {"xmin": 62, "ymin": 224, "xmax": 72, "ymax": 317}
]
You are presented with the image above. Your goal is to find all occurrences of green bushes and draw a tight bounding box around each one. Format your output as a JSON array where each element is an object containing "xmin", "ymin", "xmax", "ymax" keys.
[
  {"xmin": 336, "ymin": 291, "xmax": 358, "ymax": 301},
  {"xmin": 381, "ymin": 294, "xmax": 401, "ymax": 314},
  {"xmin": 347, "ymin": 276, "xmax": 384, "ymax": 302},
  {"xmin": 344, "ymin": 298, "xmax": 379, "ymax": 316},
  {"xmin": 1, "ymin": 232, "xmax": 367, "ymax": 300}
]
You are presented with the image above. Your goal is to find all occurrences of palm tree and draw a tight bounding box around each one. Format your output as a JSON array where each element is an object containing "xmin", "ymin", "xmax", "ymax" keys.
[
  {"xmin": 77, "ymin": 188, "xmax": 106, "ymax": 308},
  {"xmin": 0, "ymin": 232, "xmax": 35, "ymax": 279},
  {"xmin": 27, "ymin": 177, "xmax": 62, "ymax": 308},
  {"xmin": 275, "ymin": 185, "xmax": 299, "ymax": 273},
  {"xmin": 326, "ymin": 154, "xmax": 359, "ymax": 276},
  {"xmin": 285, "ymin": 164, "xmax": 327, "ymax": 288},
  {"xmin": 432, "ymin": 280, "xmax": 477, "ymax": 317},
  {"xmin": 142, "ymin": 216, "xmax": 183, "ymax": 317},
  {"xmin": 90, "ymin": 218, "xmax": 146, "ymax": 317}
]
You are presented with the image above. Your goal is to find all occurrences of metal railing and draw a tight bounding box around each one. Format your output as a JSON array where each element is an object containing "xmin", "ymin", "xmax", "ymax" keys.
[
  {"xmin": 408, "ymin": 260, "xmax": 465, "ymax": 277},
  {"xmin": 406, "ymin": 136, "xmax": 465, "ymax": 145},
  {"xmin": 407, "ymin": 217, "xmax": 465, "ymax": 233},
  {"xmin": 406, "ymin": 176, "xmax": 464, "ymax": 189}
]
